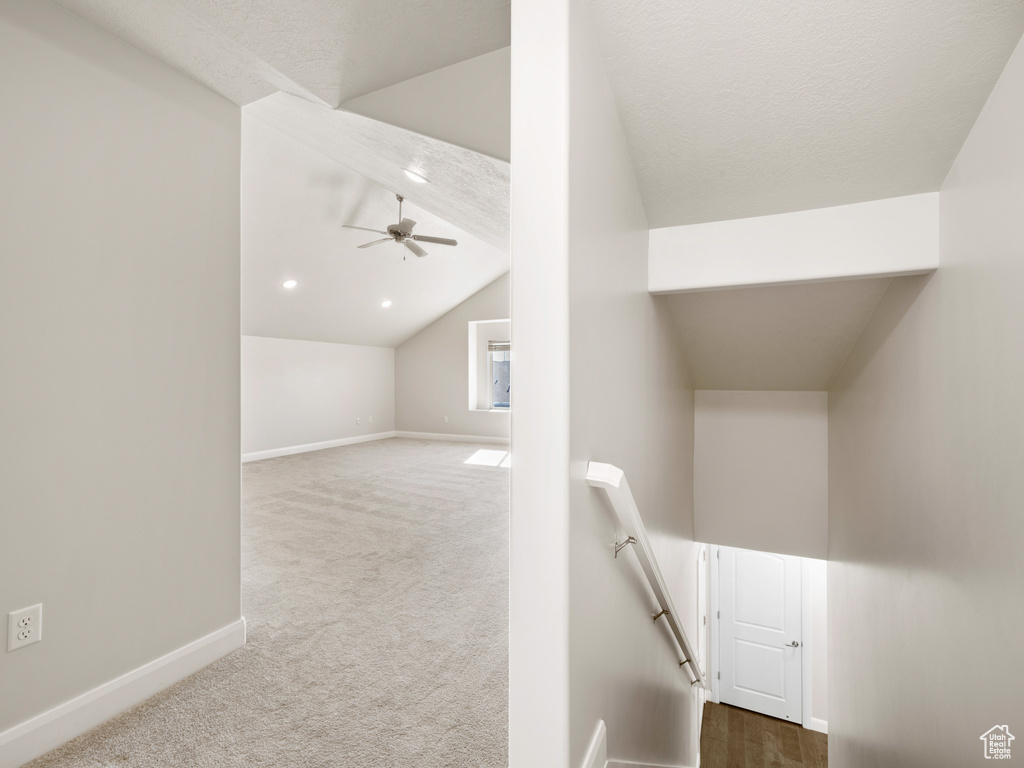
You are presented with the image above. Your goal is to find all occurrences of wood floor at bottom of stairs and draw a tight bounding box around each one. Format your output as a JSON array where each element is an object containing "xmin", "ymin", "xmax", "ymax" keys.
[{"xmin": 700, "ymin": 701, "xmax": 827, "ymax": 768}]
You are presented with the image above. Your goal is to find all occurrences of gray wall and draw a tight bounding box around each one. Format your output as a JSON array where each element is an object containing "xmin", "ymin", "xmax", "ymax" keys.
[
  {"xmin": 695, "ymin": 391, "xmax": 828, "ymax": 559},
  {"xmin": 509, "ymin": 0, "xmax": 700, "ymax": 764},
  {"xmin": 242, "ymin": 336, "xmax": 395, "ymax": 456},
  {"xmin": 565, "ymin": 2, "xmax": 701, "ymax": 765},
  {"xmin": 395, "ymin": 273, "xmax": 510, "ymax": 439},
  {"xmin": 828, "ymin": 33, "xmax": 1024, "ymax": 768},
  {"xmin": 0, "ymin": 1, "xmax": 241, "ymax": 732}
]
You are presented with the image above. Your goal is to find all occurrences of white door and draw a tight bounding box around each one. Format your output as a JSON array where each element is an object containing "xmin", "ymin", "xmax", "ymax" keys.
[{"xmin": 719, "ymin": 546, "xmax": 802, "ymax": 722}]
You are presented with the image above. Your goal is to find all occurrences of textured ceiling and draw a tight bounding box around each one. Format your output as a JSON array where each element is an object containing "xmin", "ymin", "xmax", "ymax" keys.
[
  {"xmin": 587, "ymin": 0, "xmax": 1024, "ymax": 227},
  {"xmin": 52, "ymin": 0, "xmax": 511, "ymax": 346},
  {"xmin": 664, "ymin": 278, "xmax": 893, "ymax": 390},
  {"xmin": 242, "ymin": 116, "xmax": 508, "ymax": 348},
  {"xmin": 51, "ymin": 0, "xmax": 510, "ymax": 107},
  {"xmin": 247, "ymin": 92, "xmax": 510, "ymax": 251}
]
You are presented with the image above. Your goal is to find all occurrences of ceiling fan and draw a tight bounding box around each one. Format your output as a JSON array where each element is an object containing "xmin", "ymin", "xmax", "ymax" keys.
[{"xmin": 343, "ymin": 194, "xmax": 458, "ymax": 258}]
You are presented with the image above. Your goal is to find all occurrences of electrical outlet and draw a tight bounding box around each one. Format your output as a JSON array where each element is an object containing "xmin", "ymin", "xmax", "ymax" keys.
[
  {"xmin": 355, "ymin": 417, "xmax": 361, "ymax": 425},
  {"xmin": 443, "ymin": 416, "xmax": 449, "ymax": 423},
  {"xmin": 368, "ymin": 415, "xmax": 373, "ymax": 423},
  {"xmin": 8, "ymin": 604, "xmax": 42, "ymax": 652}
]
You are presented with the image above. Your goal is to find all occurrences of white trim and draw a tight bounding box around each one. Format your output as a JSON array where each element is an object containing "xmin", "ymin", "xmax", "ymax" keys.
[
  {"xmin": 0, "ymin": 618, "xmax": 246, "ymax": 768},
  {"xmin": 648, "ymin": 192, "xmax": 939, "ymax": 293},
  {"xmin": 805, "ymin": 717, "xmax": 828, "ymax": 735},
  {"xmin": 801, "ymin": 558, "xmax": 812, "ymax": 730},
  {"xmin": 242, "ymin": 431, "xmax": 396, "ymax": 462},
  {"xmin": 696, "ymin": 542, "xmax": 709, "ymax": 738},
  {"xmin": 394, "ymin": 431, "xmax": 509, "ymax": 446},
  {"xmin": 581, "ymin": 720, "xmax": 607, "ymax": 768},
  {"xmin": 579, "ymin": 720, "xmax": 688, "ymax": 768},
  {"xmin": 709, "ymin": 545, "xmax": 720, "ymax": 704}
]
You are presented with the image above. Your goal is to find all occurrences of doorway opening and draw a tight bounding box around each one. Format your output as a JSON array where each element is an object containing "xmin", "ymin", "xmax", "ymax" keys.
[{"xmin": 698, "ymin": 543, "xmax": 828, "ymax": 763}]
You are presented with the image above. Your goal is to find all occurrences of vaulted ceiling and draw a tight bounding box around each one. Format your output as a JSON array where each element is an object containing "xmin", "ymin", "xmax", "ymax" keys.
[
  {"xmin": 48, "ymin": 0, "xmax": 1024, "ymax": 348},
  {"xmin": 52, "ymin": 0, "xmax": 511, "ymax": 107},
  {"xmin": 242, "ymin": 117, "xmax": 508, "ymax": 347},
  {"xmin": 386, "ymin": 2, "xmax": 1024, "ymax": 231},
  {"xmin": 49, "ymin": 0, "xmax": 513, "ymax": 347},
  {"xmin": 587, "ymin": 0, "xmax": 1024, "ymax": 227}
]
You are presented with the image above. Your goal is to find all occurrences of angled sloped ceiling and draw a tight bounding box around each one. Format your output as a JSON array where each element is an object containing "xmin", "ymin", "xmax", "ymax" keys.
[
  {"xmin": 242, "ymin": 116, "xmax": 508, "ymax": 348},
  {"xmin": 587, "ymin": 0, "xmax": 1024, "ymax": 227}
]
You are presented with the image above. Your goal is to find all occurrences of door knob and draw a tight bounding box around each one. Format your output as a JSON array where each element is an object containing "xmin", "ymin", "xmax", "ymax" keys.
[{"xmin": 786, "ymin": 641, "xmax": 801, "ymax": 647}]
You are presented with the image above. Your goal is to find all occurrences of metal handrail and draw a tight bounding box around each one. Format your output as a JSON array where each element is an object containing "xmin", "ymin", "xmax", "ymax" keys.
[{"xmin": 586, "ymin": 461, "xmax": 707, "ymax": 689}]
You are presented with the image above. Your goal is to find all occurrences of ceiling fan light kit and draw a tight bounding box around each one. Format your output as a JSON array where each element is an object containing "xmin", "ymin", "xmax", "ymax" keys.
[{"xmin": 343, "ymin": 194, "xmax": 458, "ymax": 259}]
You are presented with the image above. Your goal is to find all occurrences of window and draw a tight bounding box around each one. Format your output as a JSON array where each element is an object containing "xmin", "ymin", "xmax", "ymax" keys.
[
  {"xmin": 468, "ymin": 319, "xmax": 510, "ymax": 412},
  {"xmin": 488, "ymin": 341, "xmax": 510, "ymax": 409}
]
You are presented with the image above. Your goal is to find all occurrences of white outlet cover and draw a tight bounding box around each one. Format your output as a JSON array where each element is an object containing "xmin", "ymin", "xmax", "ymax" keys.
[{"xmin": 8, "ymin": 604, "xmax": 42, "ymax": 652}]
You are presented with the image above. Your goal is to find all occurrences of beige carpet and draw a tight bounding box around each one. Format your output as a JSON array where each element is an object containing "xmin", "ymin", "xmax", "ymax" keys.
[{"xmin": 28, "ymin": 438, "xmax": 509, "ymax": 767}]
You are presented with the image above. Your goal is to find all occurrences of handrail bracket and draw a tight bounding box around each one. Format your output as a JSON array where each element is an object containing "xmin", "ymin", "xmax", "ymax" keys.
[
  {"xmin": 587, "ymin": 461, "xmax": 708, "ymax": 690},
  {"xmin": 614, "ymin": 536, "xmax": 637, "ymax": 558}
]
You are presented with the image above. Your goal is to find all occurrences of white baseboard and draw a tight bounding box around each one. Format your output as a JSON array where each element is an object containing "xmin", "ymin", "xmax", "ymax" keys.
[
  {"xmin": 0, "ymin": 618, "xmax": 246, "ymax": 768},
  {"xmin": 242, "ymin": 431, "xmax": 396, "ymax": 462},
  {"xmin": 805, "ymin": 717, "xmax": 828, "ymax": 735},
  {"xmin": 583, "ymin": 720, "xmax": 607, "ymax": 768},
  {"xmin": 582, "ymin": 720, "xmax": 686, "ymax": 768},
  {"xmin": 394, "ymin": 430, "xmax": 509, "ymax": 446}
]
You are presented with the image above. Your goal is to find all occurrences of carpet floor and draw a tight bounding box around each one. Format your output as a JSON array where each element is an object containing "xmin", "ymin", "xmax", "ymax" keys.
[{"xmin": 27, "ymin": 438, "xmax": 509, "ymax": 767}]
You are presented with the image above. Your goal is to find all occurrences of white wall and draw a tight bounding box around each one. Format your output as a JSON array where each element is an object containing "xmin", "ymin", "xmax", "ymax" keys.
[
  {"xmin": 0, "ymin": 0, "xmax": 240, "ymax": 738},
  {"xmin": 511, "ymin": 0, "xmax": 701, "ymax": 765},
  {"xmin": 567, "ymin": 3, "xmax": 700, "ymax": 761},
  {"xmin": 395, "ymin": 273, "xmax": 510, "ymax": 440},
  {"xmin": 509, "ymin": 0, "xmax": 572, "ymax": 762},
  {"xmin": 695, "ymin": 391, "xmax": 828, "ymax": 559},
  {"xmin": 828, "ymin": 33, "xmax": 1024, "ymax": 768},
  {"xmin": 241, "ymin": 336, "xmax": 394, "ymax": 458}
]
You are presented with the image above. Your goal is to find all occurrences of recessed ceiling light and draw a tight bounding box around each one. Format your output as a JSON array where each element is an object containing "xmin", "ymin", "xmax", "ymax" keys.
[
  {"xmin": 282, "ymin": 280, "xmax": 297, "ymax": 289},
  {"xmin": 381, "ymin": 300, "xmax": 393, "ymax": 308},
  {"xmin": 404, "ymin": 169, "xmax": 428, "ymax": 184}
]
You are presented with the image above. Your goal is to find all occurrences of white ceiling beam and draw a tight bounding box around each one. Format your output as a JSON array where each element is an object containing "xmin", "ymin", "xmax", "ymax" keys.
[{"xmin": 649, "ymin": 192, "xmax": 938, "ymax": 294}]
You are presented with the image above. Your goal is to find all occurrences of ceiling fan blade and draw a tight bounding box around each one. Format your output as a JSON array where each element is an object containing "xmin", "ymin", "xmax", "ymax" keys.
[
  {"xmin": 411, "ymin": 235, "xmax": 458, "ymax": 247},
  {"xmin": 357, "ymin": 238, "xmax": 392, "ymax": 249},
  {"xmin": 398, "ymin": 218, "xmax": 417, "ymax": 235},
  {"xmin": 404, "ymin": 240, "xmax": 428, "ymax": 258},
  {"xmin": 344, "ymin": 225, "xmax": 388, "ymax": 234}
]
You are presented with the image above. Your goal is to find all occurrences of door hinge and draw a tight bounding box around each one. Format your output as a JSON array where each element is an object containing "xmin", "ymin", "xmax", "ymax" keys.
[
  {"xmin": 717, "ymin": 610, "xmax": 720, "ymax": 619},
  {"xmin": 717, "ymin": 672, "xmax": 720, "ymax": 680},
  {"xmin": 716, "ymin": 550, "xmax": 719, "ymax": 559}
]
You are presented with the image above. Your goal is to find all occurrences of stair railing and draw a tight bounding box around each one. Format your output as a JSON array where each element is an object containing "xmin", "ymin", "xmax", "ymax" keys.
[{"xmin": 586, "ymin": 461, "xmax": 707, "ymax": 689}]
